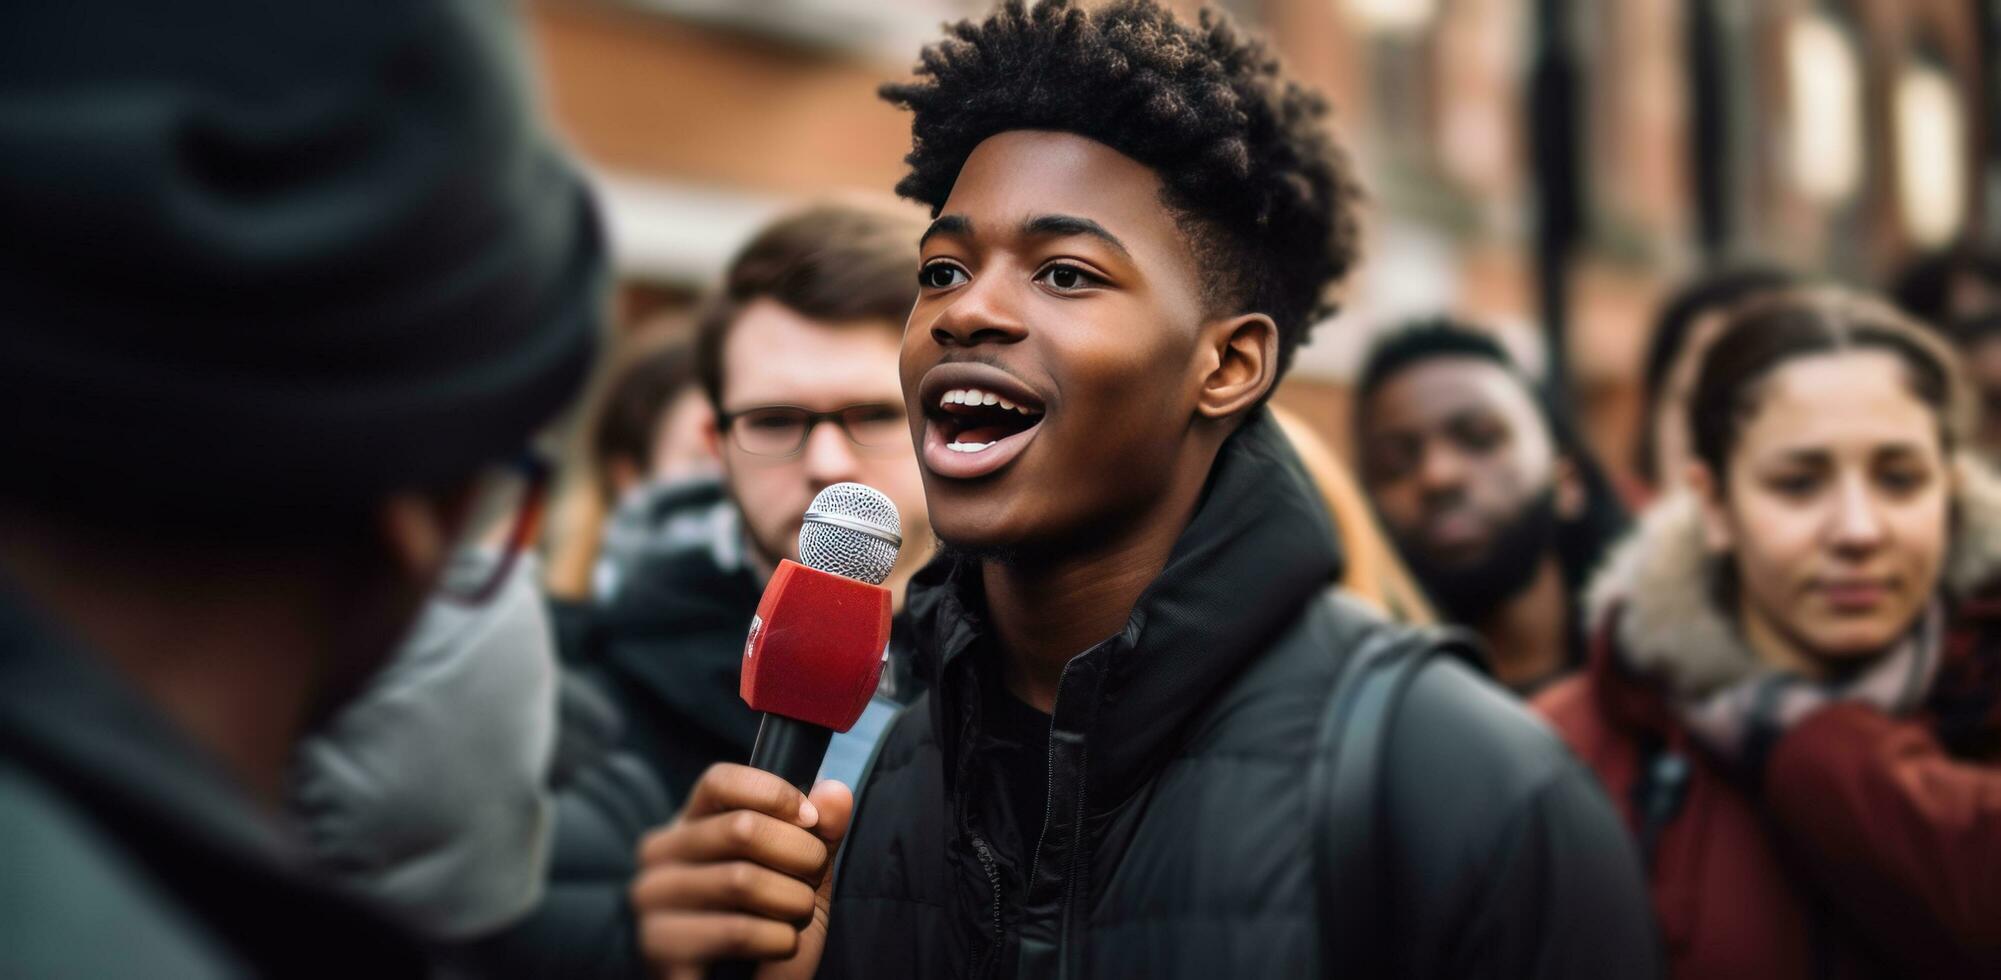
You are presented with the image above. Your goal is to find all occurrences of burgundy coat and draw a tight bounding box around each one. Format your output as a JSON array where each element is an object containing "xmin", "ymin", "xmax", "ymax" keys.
[{"xmin": 1535, "ymin": 483, "xmax": 2001, "ymax": 979}]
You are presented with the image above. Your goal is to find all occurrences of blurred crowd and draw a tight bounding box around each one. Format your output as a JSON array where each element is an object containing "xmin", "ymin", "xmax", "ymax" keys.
[{"xmin": 3, "ymin": 1, "xmax": 1999, "ymax": 979}]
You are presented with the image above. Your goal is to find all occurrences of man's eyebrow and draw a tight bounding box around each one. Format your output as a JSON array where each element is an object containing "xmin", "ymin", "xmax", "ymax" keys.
[
  {"xmin": 1022, "ymin": 214, "xmax": 1130, "ymax": 258},
  {"xmin": 920, "ymin": 214, "xmax": 971, "ymax": 249}
]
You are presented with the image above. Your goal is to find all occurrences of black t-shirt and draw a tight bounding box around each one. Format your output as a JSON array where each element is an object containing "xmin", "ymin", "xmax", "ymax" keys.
[
  {"xmin": 972, "ymin": 661, "xmax": 1052, "ymax": 979},
  {"xmin": 978, "ymin": 669, "xmax": 1053, "ymax": 846}
]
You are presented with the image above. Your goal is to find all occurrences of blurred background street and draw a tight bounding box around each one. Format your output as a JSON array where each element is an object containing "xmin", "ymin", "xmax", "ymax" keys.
[{"xmin": 526, "ymin": 0, "xmax": 1999, "ymax": 476}]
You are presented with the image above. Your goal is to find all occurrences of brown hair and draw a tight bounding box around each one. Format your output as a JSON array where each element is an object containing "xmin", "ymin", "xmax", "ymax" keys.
[
  {"xmin": 695, "ymin": 201, "xmax": 924, "ymax": 412},
  {"xmin": 1689, "ymin": 287, "xmax": 1975, "ymax": 484},
  {"xmin": 592, "ymin": 331, "xmax": 697, "ymax": 494}
]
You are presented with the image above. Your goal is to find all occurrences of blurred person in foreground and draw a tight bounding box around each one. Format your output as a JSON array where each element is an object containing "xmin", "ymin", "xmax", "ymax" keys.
[
  {"xmin": 1355, "ymin": 319, "xmax": 1628, "ymax": 694},
  {"xmin": 0, "ymin": 0, "xmax": 604, "ymax": 975},
  {"xmin": 630, "ymin": 3, "xmax": 1657, "ymax": 977},
  {"xmin": 571, "ymin": 201, "xmax": 934, "ymax": 806},
  {"xmin": 1632, "ymin": 265, "xmax": 1799, "ymax": 502},
  {"xmin": 290, "ymin": 550, "xmax": 560, "ymax": 944},
  {"xmin": 1537, "ymin": 289, "xmax": 2001, "ymax": 978},
  {"xmin": 290, "ymin": 545, "xmax": 680, "ymax": 980}
]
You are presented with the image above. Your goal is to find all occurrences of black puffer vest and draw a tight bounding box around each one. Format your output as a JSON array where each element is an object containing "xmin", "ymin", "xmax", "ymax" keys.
[{"xmin": 821, "ymin": 412, "xmax": 1661, "ymax": 980}]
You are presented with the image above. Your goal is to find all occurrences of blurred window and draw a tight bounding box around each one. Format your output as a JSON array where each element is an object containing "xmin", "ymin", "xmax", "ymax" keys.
[
  {"xmin": 1786, "ymin": 13, "xmax": 1863, "ymax": 205},
  {"xmin": 1895, "ymin": 57, "xmax": 1967, "ymax": 249},
  {"xmin": 1346, "ymin": 0, "xmax": 1439, "ymax": 36}
]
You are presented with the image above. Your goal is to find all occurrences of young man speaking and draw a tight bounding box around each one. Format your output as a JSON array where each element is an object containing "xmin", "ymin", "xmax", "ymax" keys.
[{"xmin": 632, "ymin": 3, "xmax": 1659, "ymax": 977}]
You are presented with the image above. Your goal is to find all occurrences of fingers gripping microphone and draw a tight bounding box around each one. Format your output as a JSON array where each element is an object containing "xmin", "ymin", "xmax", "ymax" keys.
[{"xmin": 739, "ymin": 483, "xmax": 901, "ymax": 792}]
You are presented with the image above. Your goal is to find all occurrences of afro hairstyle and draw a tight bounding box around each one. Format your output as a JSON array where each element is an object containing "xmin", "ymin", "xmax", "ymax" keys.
[{"xmin": 880, "ymin": 0, "xmax": 1363, "ymax": 380}]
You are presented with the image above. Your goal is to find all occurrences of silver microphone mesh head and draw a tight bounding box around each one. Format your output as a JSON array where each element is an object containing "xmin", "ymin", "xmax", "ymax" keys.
[{"xmin": 799, "ymin": 482, "xmax": 902, "ymax": 585}]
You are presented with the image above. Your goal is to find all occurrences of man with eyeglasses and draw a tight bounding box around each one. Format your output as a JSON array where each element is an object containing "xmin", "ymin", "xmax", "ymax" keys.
[{"xmin": 576, "ymin": 201, "xmax": 934, "ymax": 806}]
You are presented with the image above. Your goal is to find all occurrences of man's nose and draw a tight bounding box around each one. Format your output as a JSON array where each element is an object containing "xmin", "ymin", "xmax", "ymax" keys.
[
  {"xmin": 800, "ymin": 417, "xmax": 863, "ymax": 487},
  {"xmin": 929, "ymin": 271, "xmax": 1029, "ymax": 348},
  {"xmin": 1415, "ymin": 445, "xmax": 1468, "ymax": 496}
]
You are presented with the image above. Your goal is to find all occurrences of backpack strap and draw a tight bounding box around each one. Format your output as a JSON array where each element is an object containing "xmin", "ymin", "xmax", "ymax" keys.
[{"xmin": 1307, "ymin": 593, "xmax": 1481, "ymax": 979}]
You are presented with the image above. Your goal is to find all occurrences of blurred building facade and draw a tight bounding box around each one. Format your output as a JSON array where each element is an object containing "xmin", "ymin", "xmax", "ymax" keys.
[{"xmin": 527, "ymin": 0, "xmax": 1999, "ymax": 478}]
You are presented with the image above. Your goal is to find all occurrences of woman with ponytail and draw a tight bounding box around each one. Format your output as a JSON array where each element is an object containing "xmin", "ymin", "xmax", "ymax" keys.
[{"xmin": 1537, "ymin": 288, "xmax": 2001, "ymax": 978}]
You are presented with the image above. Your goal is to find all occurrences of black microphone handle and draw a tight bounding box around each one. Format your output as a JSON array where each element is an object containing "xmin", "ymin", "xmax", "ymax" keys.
[
  {"xmin": 714, "ymin": 716, "xmax": 835, "ymax": 980},
  {"xmin": 748, "ymin": 713, "xmax": 834, "ymax": 794}
]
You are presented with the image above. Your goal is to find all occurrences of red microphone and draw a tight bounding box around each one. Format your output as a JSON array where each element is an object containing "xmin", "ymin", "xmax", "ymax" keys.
[{"xmin": 738, "ymin": 483, "xmax": 901, "ymax": 791}]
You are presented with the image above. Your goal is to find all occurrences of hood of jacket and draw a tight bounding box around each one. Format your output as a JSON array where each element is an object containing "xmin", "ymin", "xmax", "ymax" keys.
[
  {"xmin": 595, "ymin": 476, "xmax": 745, "ymax": 602},
  {"xmin": 905, "ymin": 408, "xmax": 1343, "ymax": 807},
  {"xmin": 593, "ymin": 512, "xmax": 766, "ymax": 751},
  {"xmin": 1585, "ymin": 453, "xmax": 2001, "ymax": 699},
  {"xmin": 290, "ymin": 551, "xmax": 557, "ymax": 942}
]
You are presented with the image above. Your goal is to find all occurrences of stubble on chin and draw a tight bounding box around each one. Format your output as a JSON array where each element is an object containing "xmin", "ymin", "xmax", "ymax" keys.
[{"xmin": 935, "ymin": 537, "xmax": 1022, "ymax": 569}]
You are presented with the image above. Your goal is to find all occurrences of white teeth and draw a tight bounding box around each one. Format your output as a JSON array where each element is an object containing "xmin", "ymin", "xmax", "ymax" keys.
[
  {"xmin": 946, "ymin": 441, "xmax": 994, "ymax": 453},
  {"xmin": 936, "ymin": 386, "xmax": 1039, "ymax": 415}
]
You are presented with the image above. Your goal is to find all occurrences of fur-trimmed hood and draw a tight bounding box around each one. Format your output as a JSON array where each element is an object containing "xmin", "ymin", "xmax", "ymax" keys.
[{"xmin": 1586, "ymin": 454, "xmax": 2001, "ymax": 698}]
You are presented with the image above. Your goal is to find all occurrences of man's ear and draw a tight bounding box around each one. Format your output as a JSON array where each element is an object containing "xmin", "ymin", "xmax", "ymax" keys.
[
  {"xmin": 702, "ymin": 415, "xmax": 723, "ymax": 459},
  {"xmin": 705, "ymin": 415, "xmax": 739, "ymax": 487},
  {"xmin": 1195, "ymin": 313, "xmax": 1279, "ymax": 421},
  {"xmin": 374, "ymin": 486, "xmax": 472, "ymax": 586},
  {"xmin": 1685, "ymin": 461, "xmax": 1734, "ymax": 552}
]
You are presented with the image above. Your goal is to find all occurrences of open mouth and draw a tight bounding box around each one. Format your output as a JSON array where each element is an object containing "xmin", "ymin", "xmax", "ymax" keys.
[
  {"xmin": 917, "ymin": 366, "xmax": 1048, "ymax": 480},
  {"xmin": 936, "ymin": 387, "xmax": 1044, "ymax": 451}
]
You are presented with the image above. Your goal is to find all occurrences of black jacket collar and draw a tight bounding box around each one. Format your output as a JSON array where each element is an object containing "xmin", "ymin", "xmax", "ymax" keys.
[{"xmin": 906, "ymin": 409, "xmax": 1343, "ymax": 808}]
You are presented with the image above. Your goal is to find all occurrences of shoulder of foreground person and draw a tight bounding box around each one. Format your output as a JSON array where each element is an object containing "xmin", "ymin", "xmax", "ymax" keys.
[
  {"xmin": 0, "ymin": 762, "xmax": 237, "ymax": 978},
  {"xmin": 1760, "ymin": 702, "xmax": 2001, "ymax": 974},
  {"xmin": 1378, "ymin": 659, "xmax": 1663, "ymax": 979}
]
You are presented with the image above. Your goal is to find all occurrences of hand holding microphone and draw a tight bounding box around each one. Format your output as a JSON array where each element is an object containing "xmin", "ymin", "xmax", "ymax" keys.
[{"xmin": 634, "ymin": 484, "xmax": 901, "ymax": 979}]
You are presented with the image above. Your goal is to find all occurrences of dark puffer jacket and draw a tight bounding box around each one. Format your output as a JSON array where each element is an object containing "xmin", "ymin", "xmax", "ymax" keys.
[
  {"xmin": 573, "ymin": 539, "xmax": 766, "ymax": 807},
  {"xmin": 821, "ymin": 412, "xmax": 1659, "ymax": 979}
]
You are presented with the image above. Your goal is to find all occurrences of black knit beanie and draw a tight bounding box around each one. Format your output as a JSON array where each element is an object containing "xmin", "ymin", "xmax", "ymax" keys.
[{"xmin": 0, "ymin": 0, "xmax": 606, "ymax": 527}]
